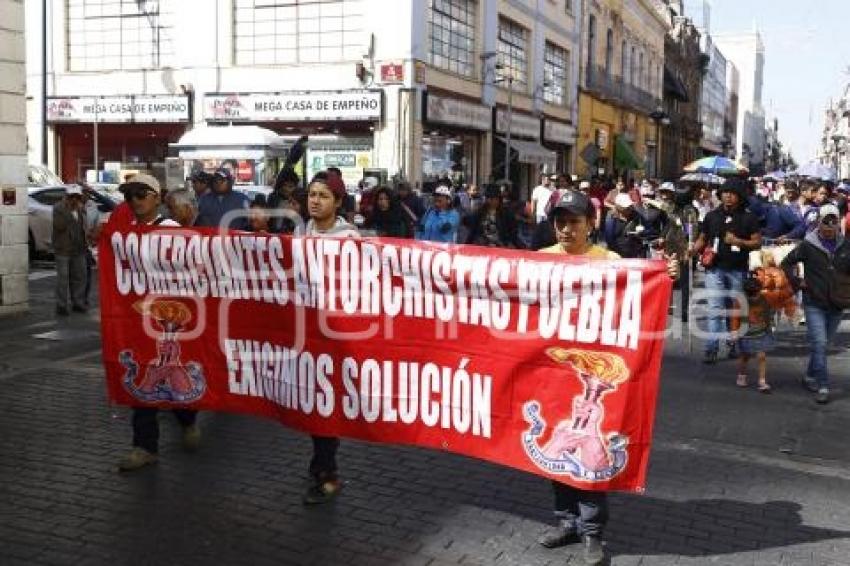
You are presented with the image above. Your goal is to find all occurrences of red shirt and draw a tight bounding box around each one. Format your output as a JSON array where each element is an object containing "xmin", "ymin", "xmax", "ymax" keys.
[{"xmin": 105, "ymin": 201, "xmax": 133, "ymax": 231}]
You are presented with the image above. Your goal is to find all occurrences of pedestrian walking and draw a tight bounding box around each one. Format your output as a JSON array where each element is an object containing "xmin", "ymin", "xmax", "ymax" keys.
[
  {"xmin": 465, "ymin": 184, "xmax": 522, "ymax": 247},
  {"xmin": 365, "ymin": 187, "xmax": 411, "ymax": 238},
  {"xmin": 117, "ymin": 175, "xmax": 200, "ymax": 472},
  {"xmin": 732, "ymin": 274, "xmax": 775, "ymax": 393},
  {"xmin": 531, "ymin": 174, "xmax": 554, "ymax": 223},
  {"xmin": 692, "ymin": 178, "xmax": 762, "ymax": 364},
  {"xmin": 781, "ymin": 204, "xmax": 850, "ymax": 404},
  {"xmin": 189, "ymin": 170, "xmax": 213, "ymax": 200},
  {"xmin": 417, "ymin": 184, "xmax": 460, "ymax": 243},
  {"xmin": 52, "ymin": 185, "xmax": 88, "ymax": 316}
]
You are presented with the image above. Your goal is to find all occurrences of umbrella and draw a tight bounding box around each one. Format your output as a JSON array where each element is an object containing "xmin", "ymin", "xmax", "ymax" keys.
[
  {"xmin": 763, "ymin": 170, "xmax": 786, "ymax": 181},
  {"xmin": 680, "ymin": 173, "xmax": 726, "ymax": 185},
  {"xmin": 794, "ymin": 161, "xmax": 836, "ymax": 182},
  {"xmin": 682, "ymin": 156, "xmax": 747, "ymax": 175}
]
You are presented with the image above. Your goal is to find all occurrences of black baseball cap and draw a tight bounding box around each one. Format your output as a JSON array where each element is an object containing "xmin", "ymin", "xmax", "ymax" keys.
[{"xmin": 551, "ymin": 190, "xmax": 592, "ymax": 217}]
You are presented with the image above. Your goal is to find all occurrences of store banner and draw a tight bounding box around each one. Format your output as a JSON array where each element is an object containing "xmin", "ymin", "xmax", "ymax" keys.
[
  {"xmin": 47, "ymin": 95, "xmax": 190, "ymax": 123},
  {"xmin": 425, "ymin": 94, "xmax": 492, "ymax": 131},
  {"xmin": 99, "ymin": 227, "xmax": 672, "ymax": 492},
  {"xmin": 496, "ymin": 110, "xmax": 541, "ymax": 139},
  {"xmin": 205, "ymin": 91, "xmax": 382, "ymax": 122}
]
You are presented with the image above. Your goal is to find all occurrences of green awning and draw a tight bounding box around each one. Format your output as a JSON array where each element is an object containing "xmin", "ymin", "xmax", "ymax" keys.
[{"xmin": 614, "ymin": 136, "xmax": 644, "ymax": 170}]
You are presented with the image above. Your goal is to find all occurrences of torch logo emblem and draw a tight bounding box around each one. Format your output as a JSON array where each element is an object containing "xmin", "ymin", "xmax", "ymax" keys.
[
  {"xmin": 521, "ymin": 348, "xmax": 630, "ymax": 482},
  {"xmin": 120, "ymin": 300, "xmax": 206, "ymax": 404}
]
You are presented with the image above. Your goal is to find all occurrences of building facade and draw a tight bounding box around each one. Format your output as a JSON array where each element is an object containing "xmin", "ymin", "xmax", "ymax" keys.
[
  {"xmin": 714, "ymin": 30, "xmax": 765, "ymax": 174},
  {"xmin": 820, "ymin": 89, "xmax": 850, "ymax": 180},
  {"xmin": 659, "ymin": 14, "xmax": 702, "ymax": 180},
  {"xmin": 1, "ymin": 0, "xmax": 29, "ymax": 314},
  {"xmin": 575, "ymin": 0, "xmax": 669, "ymax": 180},
  {"xmin": 26, "ymin": 0, "xmax": 580, "ymax": 197}
]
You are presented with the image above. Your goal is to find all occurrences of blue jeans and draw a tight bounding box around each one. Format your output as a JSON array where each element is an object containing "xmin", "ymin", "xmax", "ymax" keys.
[
  {"xmin": 804, "ymin": 304, "xmax": 844, "ymax": 388},
  {"xmin": 704, "ymin": 268, "xmax": 745, "ymax": 354},
  {"xmin": 552, "ymin": 481, "xmax": 608, "ymax": 537}
]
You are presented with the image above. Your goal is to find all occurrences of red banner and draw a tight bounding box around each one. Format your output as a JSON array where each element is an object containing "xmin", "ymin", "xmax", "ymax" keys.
[{"xmin": 99, "ymin": 226, "xmax": 672, "ymax": 492}]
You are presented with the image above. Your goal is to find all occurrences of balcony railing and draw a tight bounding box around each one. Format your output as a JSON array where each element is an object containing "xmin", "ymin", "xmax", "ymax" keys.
[{"xmin": 585, "ymin": 64, "xmax": 661, "ymax": 114}]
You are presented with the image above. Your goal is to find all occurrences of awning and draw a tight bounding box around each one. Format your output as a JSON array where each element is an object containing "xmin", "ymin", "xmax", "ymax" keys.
[
  {"xmin": 497, "ymin": 137, "xmax": 557, "ymax": 166},
  {"xmin": 614, "ymin": 136, "xmax": 644, "ymax": 170},
  {"xmin": 663, "ymin": 67, "xmax": 689, "ymax": 102}
]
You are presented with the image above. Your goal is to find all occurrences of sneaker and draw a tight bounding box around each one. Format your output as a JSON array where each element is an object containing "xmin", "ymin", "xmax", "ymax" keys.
[
  {"xmin": 801, "ymin": 376, "xmax": 819, "ymax": 393},
  {"xmin": 118, "ymin": 447, "xmax": 158, "ymax": 472},
  {"xmin": 582, "ymin": 535, "xmax": 605, "ymax": 566},
  {"xmin": 816, "ymin": 388, "xmax": 830, "ymax": 405},
  {"xmin": 182, "ymin": 424, "xmax": 201, "ymax": 452},
  {"xmin": 538, "ymin": 521, "xmax": 579, "ymax": 548},
  {"xmin": 303, "ymin": 478, "xmax": 342, "ymax": 505},
  {"xmin": 702, "ymin": 351, "xmax": 718, "ymax": 365}
]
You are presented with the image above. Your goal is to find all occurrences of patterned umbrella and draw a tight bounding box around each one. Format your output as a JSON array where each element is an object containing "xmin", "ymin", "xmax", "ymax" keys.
[
  {"xmin": 680, "ymin": 173, "xmax": 726, "ymax": 185},
  {"xmin": 682, "ymin": 156, "xmax": 747, "ymax": 175}
]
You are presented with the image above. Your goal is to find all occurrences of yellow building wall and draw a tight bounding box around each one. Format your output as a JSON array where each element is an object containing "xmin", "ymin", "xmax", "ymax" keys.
[{"xmin": 576, "ymin": 93, "xmax": 659, "ymax": 178}]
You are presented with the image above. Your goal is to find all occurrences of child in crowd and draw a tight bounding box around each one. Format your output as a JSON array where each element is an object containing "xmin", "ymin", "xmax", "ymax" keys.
[{"xmin": 733, "ymin": 274, "xmax": 776, "ymax": 393}]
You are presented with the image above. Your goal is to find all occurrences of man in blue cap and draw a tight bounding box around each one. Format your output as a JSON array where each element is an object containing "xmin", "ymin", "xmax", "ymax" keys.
[{"xmin": 195, "ymin": 168, "xmax": 250, "ymax": 230}]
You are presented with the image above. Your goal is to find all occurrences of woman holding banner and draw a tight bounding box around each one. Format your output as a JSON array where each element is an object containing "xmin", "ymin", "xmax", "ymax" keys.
[
  {"xmin": 302, "ymin": 173, "xmax": 358, "ymax": 504},
  {"xmin": 536, "ymin": 190, "xmax": 678, "ymax": 566}
]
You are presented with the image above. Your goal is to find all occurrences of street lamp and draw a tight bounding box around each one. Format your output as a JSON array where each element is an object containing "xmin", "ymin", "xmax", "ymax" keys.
[{"xmin": 649, "ymin": 107, "xmax": 670, "ymax": 179}]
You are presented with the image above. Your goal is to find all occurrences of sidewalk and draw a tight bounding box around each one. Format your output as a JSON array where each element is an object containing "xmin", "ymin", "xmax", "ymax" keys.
[{"xmin": 1, "ymin": 266, "xmax": 849, "ymax": 565}]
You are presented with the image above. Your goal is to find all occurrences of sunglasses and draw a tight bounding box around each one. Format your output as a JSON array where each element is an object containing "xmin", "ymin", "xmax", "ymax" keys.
[
  {"xmin": 127, "ymin": 187, "xmax": 156, "ymax": 201},
  {"xmin": 820, "ymin": 217, "xmax": 840, "ymax": 227}
]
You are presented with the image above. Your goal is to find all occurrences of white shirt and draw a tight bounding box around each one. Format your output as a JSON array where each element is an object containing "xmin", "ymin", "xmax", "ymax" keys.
[{"xmin": 531, "ymin": 185, "xmax": 554, "ymax": 222}]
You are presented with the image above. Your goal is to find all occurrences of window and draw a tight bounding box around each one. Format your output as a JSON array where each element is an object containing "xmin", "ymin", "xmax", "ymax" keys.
[
  {"xmin": 67, "ymin": 0, "xmax": 175, "ymax": 71},
  {"xmin": 620, "ymin": 40, "xmax": 627, "ymax": 79},
  {"xmin": 587, "ymin": 14, "xmax": 596, "ymax": 69},
  {"xmin": 543, "ymin": 41, "xmax": 569, "ymax": 106},
  {"xmin": 630, "ymin": 46, "xmax": 636, "ymax": 85},
  {"xmin": 234, "ymin": 0, "xmax": 365, "ymax": 65},
  {"xmin": 497, "ymin": 17, "xmax": 528, "ymax": 90},
  {"xmin": 429, "ymin": 0, "xmax": 477, "ymax": 77},
  {"xmin": 605, "ymin": 29, "xmax": 613, "ymax": 77},
  {"xmin": 565, "ymin": 0, "xmax": 572, "ymax": 13},
  {"xmin": 638, "ymin": 51, "xmax": 644, "ymax": 90}
]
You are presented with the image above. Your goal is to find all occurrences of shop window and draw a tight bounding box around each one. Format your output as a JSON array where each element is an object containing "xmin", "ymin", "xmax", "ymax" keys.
[
  {"xmin": 497, "ymin": 17, "xmax": 528, "ymax": 91},
  {"xmin": 428, "ymin": 0, "xmax": 477, "ymax": 77},
  {"xmin": 234, "ymin": 0, "xmax": 365, "ymax": 65},
  {"xmin": 67, "ymin": 0, "xmax": 175, "ymax": 71},
  {"xmin": 543, "ymin": 42, "xmax": 569, "ymax": 107}
]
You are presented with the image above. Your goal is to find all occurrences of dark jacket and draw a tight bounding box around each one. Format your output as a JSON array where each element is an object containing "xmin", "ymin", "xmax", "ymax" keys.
[
  {"xmin": 52, "ymin": 199, "xmax": 88, "ymax": 256},
  {"xmin": 196, "ymin": 190, "xmax": 250, "ymax": 230},
  {"xmin": 781, "ymin": 231, "xmax": 850, "ymax": 311},
  {"xmin": 748, "ymin": 197, "xmax": 805, "ymax": 239},
  {"xmin": 366, "ymin": 208, "xmax": 411, "ymax": 238},
  {"xmin": 466, "ymin": 206, "xmax": 522, "ymax": 248}
]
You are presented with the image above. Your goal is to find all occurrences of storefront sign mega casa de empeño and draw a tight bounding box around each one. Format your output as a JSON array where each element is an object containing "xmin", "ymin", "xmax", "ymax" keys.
[
  {"xmin": 204, "ymin": 91, "xmax": 383, "ymax": 122},
  {"xmin": 47, "ymin": 95, "xmax": 190, "ymax": 123}
]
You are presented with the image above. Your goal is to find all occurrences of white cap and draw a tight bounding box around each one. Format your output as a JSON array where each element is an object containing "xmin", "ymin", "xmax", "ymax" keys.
[
  {"xmin": 579, "ymin": 180, "xmax": 591, "ymax": 190},
  {"xmin": 124, "ymin": 173, "xmax": 163, "ymax": 195},
  {"xmin": 614, "ymin": 192, "xmax": 634, "ymax": 208},
  {"xmin": 363, "ymin": 176, "xmax": 378, "ymax": 190},
  {"xmin": 640, "ymin": 184, "xmax": 656, "ymax": 197},
  {"xmin": 659, "ymin": 182, "xmax": 676, "ymax": 193},
  {"xmin": 434, "ymin": 185, "xmax": 452, "ymax": 198},
  {"xmin": 65, "ymin": 185, "xmax": 83, "ymax": 196},
  {"xmin": 818, "ymin": 203, "xmax": 841, "ymax": 220}
]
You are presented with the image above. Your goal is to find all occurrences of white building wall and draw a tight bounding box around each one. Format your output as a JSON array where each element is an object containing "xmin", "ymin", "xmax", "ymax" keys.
[
  {"xmin": 0, "ymin": 0, "xmax": 28, "ymax": 314},
  {"xmin": 714, "ymin": 31, "xmax": 765, "ymax": 169}
]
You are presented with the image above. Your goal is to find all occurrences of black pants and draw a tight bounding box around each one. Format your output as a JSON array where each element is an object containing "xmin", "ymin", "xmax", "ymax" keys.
[
  {"xmin": 132, "ymin": 407, "xmax": 198, "ymax": 454},
  {"xmin": 308, "ymin": 436, "xmax": 339, "ymax": 481},
  {"xmin": 551, "ymin": 480, "xmax": 609, "ymax": 537}
]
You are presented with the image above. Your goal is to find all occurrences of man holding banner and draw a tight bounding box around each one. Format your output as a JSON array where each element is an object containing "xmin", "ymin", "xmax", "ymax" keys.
[{"xmin": 536, "ymin": 191, "xmax": 679, "ymax": 565}]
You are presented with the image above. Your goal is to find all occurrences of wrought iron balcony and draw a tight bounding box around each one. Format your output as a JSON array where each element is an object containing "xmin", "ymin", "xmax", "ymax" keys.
[{"xmin": 585, "ymin": 64, "xmax": 661, "ymax": 115}]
